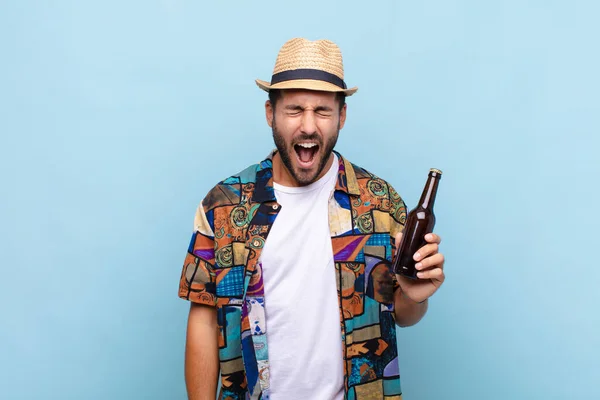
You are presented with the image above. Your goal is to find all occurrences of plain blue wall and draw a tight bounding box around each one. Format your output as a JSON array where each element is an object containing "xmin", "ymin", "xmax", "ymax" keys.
[{"xmin": 1, "ymin": 1, "xmax": 599, "ymax": 399}]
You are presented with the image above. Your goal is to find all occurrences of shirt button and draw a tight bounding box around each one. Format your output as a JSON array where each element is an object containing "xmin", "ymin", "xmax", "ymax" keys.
[{"xmin": 272, "ymin": 204, "xmax": 279, "ymax": 210}]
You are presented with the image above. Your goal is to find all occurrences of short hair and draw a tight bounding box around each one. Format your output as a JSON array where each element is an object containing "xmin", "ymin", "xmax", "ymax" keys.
[{"xmin": 268, "ymin": 89, "xmax": 346, "ymax": 112}]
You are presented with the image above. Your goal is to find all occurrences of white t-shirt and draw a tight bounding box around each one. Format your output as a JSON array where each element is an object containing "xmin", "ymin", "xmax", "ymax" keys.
[{"xmin": 260, "ymin": 154, "xmax": 345, "ymax": 400}]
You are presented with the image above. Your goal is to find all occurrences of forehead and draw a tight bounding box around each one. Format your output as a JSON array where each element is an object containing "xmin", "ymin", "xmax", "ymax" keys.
[{"xmin": 278, "ymin": 89, "xmax": 337, "ymax": 106}]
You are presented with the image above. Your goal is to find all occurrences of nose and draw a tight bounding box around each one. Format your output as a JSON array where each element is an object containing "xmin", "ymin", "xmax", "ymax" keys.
[{"xmin": 300, "ymin": 110, "xmax": 317, "ymax": 134}]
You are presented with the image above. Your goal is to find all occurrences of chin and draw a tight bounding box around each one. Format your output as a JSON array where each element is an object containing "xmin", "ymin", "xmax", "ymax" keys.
[
  {"xmin": 293, "ymin": 170, "xmax": 320, "ymax": 186},
  {"xmin": 293, "ymin": 155, "xmax": 325, "ymax": 184}
]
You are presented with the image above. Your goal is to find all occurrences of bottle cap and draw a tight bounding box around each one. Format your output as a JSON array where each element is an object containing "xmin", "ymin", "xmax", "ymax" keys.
[{"xmin": 430, "ymin": 168, "xmax": 443, "ymax": 174}]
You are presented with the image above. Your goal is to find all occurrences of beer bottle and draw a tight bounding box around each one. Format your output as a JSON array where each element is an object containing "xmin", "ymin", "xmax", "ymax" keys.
[{"xmin": 393, "ymin": 168, "xmax": 442, "ymax": 279}]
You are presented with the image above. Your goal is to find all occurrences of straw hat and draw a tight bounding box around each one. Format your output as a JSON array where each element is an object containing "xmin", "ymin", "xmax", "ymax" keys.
[{"xmin": 255, "ymin": 38, "xmax": 358, "ymax": 96}]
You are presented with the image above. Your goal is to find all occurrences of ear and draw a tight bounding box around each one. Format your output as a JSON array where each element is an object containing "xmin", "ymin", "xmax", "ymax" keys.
[
  {"xmin": 338, "ymin": 103, "xmax": 347, "ymax": 130},
  {"xmin": 265, "ymin": 100, "xmax": 274, "ymax": 128}
]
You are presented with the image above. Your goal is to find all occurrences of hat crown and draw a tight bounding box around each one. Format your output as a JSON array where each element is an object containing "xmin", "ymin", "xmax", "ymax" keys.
[{"xmin": 272, "ymin": 38, "xmax": 345, "ymax": 80}]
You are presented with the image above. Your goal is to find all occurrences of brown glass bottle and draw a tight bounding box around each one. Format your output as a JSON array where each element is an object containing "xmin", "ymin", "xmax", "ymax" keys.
[{"xmin": 392, "ymin": 168, "xmax": 442, "ymax": 279}]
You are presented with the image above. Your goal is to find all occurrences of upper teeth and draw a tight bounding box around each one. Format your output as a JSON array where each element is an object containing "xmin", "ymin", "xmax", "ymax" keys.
[{"xmin": 298, "ymin": 143, "xmax": 317, "ymax": 148}]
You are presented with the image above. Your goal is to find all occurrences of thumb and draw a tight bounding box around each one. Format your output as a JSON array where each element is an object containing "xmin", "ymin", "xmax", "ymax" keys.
[{"xmin": 394, "ymin": 232, "xmax": 403, "ymax": 252}]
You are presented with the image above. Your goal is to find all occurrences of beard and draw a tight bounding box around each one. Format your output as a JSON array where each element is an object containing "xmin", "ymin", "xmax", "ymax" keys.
[{"xmin": 272, "ymin": 118, "xmax": 339, "ymax": 186}]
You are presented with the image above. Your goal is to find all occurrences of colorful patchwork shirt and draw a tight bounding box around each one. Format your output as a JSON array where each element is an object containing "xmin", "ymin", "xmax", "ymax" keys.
[{"xmin": 178, "ymin": 150, "xmax": 408, "ymax": 399}]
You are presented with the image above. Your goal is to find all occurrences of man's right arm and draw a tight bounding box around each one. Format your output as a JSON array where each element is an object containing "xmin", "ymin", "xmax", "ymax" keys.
[{"xmin": 185, "ymin": 303, "xmax": 219, "ymax": 400}]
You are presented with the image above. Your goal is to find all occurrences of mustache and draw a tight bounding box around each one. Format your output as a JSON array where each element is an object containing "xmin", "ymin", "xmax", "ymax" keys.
[{"xmin": 291, "ymin": 134, "xmax": 323, "ymax": 146}]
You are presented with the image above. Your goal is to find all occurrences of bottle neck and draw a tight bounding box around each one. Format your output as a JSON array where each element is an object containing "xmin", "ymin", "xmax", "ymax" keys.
[{"xmin": 418, "ymin": 172, "xmax": 440, "ymax": 210}]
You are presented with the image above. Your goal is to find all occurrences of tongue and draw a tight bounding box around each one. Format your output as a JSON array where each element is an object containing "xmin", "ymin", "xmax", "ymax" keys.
[{"xmin": 298, "ymin": 147, "xmax": 315, "ymax": 163}]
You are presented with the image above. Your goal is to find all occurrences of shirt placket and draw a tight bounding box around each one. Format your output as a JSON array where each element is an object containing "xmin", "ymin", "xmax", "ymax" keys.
[{"xmin": 241, "ymin": 200, "xmax": 281, "ymax": 399}]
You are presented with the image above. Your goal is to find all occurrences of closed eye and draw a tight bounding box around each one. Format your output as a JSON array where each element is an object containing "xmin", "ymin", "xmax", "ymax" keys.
[
  {"xmin": 283, "ymin": 105, "xmax": 334, "ymax": 117},
  {"xmin": 284, "ymin": 105, "xmax": 303, "ymax": 116},
  {"xmin": 315, "ymin": 106, "xmax": 333, "ymax": 117}
]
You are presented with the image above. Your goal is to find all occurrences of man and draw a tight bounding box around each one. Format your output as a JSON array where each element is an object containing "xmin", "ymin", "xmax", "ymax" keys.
[{"xmin": 178, "ymin": 38, "xmax": 446, "ymax": 400}]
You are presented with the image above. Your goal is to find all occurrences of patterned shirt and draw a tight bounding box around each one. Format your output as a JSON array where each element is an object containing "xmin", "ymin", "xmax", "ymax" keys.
[{"xmin": 178, "ymin": 150, "xmax": 407, "ymax": 400}]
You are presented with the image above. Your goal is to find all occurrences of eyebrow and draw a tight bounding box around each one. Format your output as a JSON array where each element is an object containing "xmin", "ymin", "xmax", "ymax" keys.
[{"xmin": 284, "ymin": 104, "xmax": 334, "ymax": 112}]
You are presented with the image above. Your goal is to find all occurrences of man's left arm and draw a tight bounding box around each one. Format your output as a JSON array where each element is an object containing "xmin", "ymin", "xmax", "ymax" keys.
[
  {"xmin": 387, "ymin": 184, "xmax": 445, "ymax": 327},
  {"xmin": 394, "ymin": 285, "xmax": 429, "ymax": 327},
  {"xmin": 392, "ymin": 232, "xmax": 445, "ymax": 326}
]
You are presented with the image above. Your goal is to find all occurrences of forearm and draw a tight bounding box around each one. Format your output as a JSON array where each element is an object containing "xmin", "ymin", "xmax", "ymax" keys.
[
  {"xmin": 393, "ymin": 288, "xmax": 428, "ymax": 327},
  {"xmin": 185, "ymin": 304, "xmax": 220, "ymax": 400}
]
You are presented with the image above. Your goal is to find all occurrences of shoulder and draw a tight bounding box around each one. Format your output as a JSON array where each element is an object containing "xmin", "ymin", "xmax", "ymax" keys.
[
  {"xmin": 346, "ymin": 159, "xmax": 407, "ymax": 224},
  {"xmin": 200, "ymin": 160, "xmax": 269, "ymax": 212},
  {"xmin": 347, "ymin": 160, "xmax": 403, "ymax": 200}
]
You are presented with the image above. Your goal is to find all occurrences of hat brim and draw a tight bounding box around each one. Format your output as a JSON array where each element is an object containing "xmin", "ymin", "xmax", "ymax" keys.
[{"xmin": 255, "ymin": 78, "xmax": 357, "ymax": 96}]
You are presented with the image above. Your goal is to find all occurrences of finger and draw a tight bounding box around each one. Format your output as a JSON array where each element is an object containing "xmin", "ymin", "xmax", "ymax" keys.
[
  {"xmin": 416, "ymin": 267, "xmax": 445, "ymax": 281},
  {"xmin": 424, "ymin": 233, "xmax": 441, "ymax": 244},
  {"xmin": 414, "ymin": 243, "xmax": 439, "ymax": 261},
  {"xmin": 415, "ymin": 253, "xmax": 445, "ymax": 271}
]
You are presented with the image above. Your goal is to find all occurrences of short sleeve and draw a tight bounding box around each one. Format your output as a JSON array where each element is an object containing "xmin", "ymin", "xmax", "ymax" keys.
[
  {"xmin": 178, "ymin": 200, "xmax": 218, "ymax": 307},
  {"xmin": 387, "ymin": 183, "xmax": 408, "ymax": 294},
  {"xmin": 387, "ymin": 183, "xmax": 408, "ymax": 256}
]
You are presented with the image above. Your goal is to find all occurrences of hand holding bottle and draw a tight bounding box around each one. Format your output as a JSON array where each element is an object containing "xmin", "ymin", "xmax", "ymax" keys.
[
  {"xmin": 391, "ymin": 168, "xmax": 446, "ymax": 303},
  {"xmin": 394, "ymin": 231, "xmax": 445, "ymax": 303}
]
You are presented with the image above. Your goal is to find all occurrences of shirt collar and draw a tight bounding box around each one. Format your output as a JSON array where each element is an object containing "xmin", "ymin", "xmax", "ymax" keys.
[
  {"xmin": 333, "ymin": 150, "xmax": 361, "ymax": 196},
  {"xmin": 251, "ymin": 149, "xmax": 361, "ymax": 204}
]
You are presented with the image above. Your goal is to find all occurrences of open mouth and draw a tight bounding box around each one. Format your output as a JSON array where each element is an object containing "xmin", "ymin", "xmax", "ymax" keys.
[{"xmin": 293, "ymin": 142, "xmax": 320, "ymax": 167}]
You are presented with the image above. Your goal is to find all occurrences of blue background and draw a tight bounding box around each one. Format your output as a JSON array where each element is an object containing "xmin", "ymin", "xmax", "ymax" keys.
[{"xmin": 1, "ymin": 1, "xmax": 599, "ymax": 399}]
